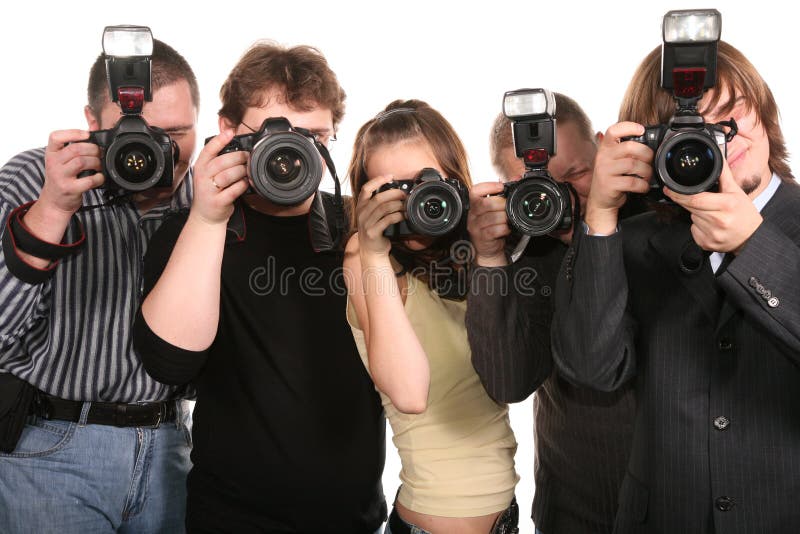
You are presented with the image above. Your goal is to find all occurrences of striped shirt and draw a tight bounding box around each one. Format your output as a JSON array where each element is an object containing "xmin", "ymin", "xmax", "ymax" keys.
[{"xmin": 0, "ymin": 147, "xmax": 192, "ymax": 402}]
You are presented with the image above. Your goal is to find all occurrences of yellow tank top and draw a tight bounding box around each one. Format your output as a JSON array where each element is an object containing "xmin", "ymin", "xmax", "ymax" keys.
[{"xmin": 347, "ymin": 273, "xmax": 519, "ymax": 517}]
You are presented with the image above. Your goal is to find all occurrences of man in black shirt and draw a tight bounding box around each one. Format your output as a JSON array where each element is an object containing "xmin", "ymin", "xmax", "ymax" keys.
[
  {"xmin": 466, "ymin": 93, "xmax": 635, "ymax": 534},
  {"xmin": 134, "ymin": 43, "xmax": 386, "ymax": 533}
]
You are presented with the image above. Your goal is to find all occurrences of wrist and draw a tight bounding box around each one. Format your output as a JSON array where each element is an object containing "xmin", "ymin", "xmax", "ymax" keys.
[
  {"xmin": 20, "ymin": 200, "xmax": 75, "ymax": 244},
  {"xmin": 584, "ymin": 206, "xmax": 619, "ymax": 236},
  {"xmin": 475, "ymin": 251, "xmax": 508, "ymax": 268}
]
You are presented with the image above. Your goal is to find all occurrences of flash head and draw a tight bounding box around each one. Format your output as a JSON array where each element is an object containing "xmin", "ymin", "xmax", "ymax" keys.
[
  {"xmin": 663, "ymin": 9, "xmax": 722, "ymax": 44},
  {"xmin": 660, "ymin": 9, "xmax": 721, "ymax": 97},
  {"xmin": 503, "ymin": 88, "xmax": 556, "ymax": 120},
  {"xmin": 102, "ymin": 25, "xmax": 154, "ymax": 57},
  {"xmin": 102, "ymin": 25, "xmax": 153, "ymax": 111}
]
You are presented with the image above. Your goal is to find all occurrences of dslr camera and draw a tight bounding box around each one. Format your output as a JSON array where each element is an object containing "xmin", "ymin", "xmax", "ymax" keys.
[
  {"xmin": 80, "ymin": 26, "xmax": 178, "ymax": 193},
  {"xmin": 623, "ymin": 9, "xmax": 737, "ymax": 198},
  {"xmin": 501, "ymin": 88, "xmax": 572, "ymax": 236},
  {"xmin": 376, "ymin": 168, "xmax": 469, "ymax": 238},
  {"xmin": 217, "ymin": 117, "xmax": 325, "ymax": 206}
]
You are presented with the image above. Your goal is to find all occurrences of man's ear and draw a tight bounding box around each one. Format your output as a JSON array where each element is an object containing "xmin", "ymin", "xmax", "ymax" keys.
[
  {"xmin": 219, "ymin": 116, "xmax": 236, "ymax": 133},
  {"xmin": 594, "ymin": 131, "xmax": 604, "ymax": 144},
  {"xmin": 85, "ymin": 105, "xmax": 101, "ymax": 131}
]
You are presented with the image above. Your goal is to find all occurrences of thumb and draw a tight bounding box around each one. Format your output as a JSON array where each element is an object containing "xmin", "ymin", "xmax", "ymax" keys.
[{"xmin": 717, "ymin": 160, "xmax": 740, "ymax": 194}]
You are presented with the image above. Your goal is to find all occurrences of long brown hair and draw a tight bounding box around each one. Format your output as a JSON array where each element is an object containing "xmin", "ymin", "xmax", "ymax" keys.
[
  {"xmin": 347, "ymin": 99, "xmax": 473, "ymax": 292},
  {"xmin": 619, "ymin": 40, "xmax": 793, "ymax": 182}
]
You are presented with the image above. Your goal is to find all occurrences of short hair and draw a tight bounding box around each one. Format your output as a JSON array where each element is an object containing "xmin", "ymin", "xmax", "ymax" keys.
[
  {"xmin": 489, "ymin": 92, "xmax": 595, "ymax": 176},
  {"xmin": 218, "ymin": 42, "xmax": 346, "ymax": 129},
  {"xmin": 347, "ymin": 99, "xmax": 472, "ymax": 284},
  {"xmin": 619, "ymin": 40, "xmax": 793, "ymax": 182},
  {"xmin": 87, "ymin": 39, "xmax": 200, "ymax": 117}
]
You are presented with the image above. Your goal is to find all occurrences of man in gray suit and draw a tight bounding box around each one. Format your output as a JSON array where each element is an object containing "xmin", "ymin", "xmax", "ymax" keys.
[{"xmin": 552, "ymin": 40, "xmax": 799, "ymax": 533}]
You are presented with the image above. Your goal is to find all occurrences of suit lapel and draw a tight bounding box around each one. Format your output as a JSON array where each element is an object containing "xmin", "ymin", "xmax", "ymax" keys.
[{"xmin": 648, "ymin": 221, "xmax": 722, "ymax": 326}]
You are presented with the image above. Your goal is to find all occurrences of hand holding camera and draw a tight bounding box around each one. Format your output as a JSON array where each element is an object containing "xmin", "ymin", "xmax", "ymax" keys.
[
  {"xmin": 467, "ymin": 181, "xmax": 510, "ymax": 267},
  {"xmin": 664, "ymin": 161, "xmax": 763, "ymax": 254},
  {"xmin": 584, "ymin": 122, "xmax": 653, "ymax": 235},
  {"xmin": 356, "ymin": 174, "xmax": 406, "ymax": 258},
  {"xmin": 41, "ymin": 129, "xmax": 105, "ymax": 215},
  {"xmin": 190, "ymin": 129, "xmax": 249, "ymax": 226}
]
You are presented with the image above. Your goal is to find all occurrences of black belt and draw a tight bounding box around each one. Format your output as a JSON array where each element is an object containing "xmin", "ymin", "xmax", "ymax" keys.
[{"xmin": 32, "ymin": 393, "xmax": 177, "ymax": 428}]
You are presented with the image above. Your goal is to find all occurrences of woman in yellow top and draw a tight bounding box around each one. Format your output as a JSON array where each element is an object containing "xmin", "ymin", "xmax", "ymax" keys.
[{"xmin": 344, "ymin": 99, "xmax": 519, "ymax": 534}]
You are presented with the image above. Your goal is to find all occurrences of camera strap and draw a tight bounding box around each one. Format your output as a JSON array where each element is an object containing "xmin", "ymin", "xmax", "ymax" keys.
[
  {"xmin": 6, "ymin": 201, "xmax": 86, "ymax": 260},
  {"xmin": 565, "ymin": 182, "xmax": 582, "ymax": 236},
  {"xmin": 314, "ymin": 141, "xmax": 346, "ymax": 249}
]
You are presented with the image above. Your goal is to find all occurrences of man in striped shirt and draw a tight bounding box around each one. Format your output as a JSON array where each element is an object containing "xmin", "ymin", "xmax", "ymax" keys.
[{"xmin": 0, "ymin": 38, "xmax": 199, "ymax": 533}]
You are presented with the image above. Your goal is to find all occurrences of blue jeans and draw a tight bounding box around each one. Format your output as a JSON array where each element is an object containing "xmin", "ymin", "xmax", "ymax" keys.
[{"xmin": 0, "ymin": 400, "xmax": 192, "ymax": 534}]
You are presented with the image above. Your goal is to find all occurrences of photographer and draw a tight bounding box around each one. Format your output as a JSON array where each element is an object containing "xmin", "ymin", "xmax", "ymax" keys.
[
  {"xmin": 133, "ymin": 42, "xmax": 386, "ymax": 533},
  {"xmin": 551, "ymin": 39, "xmax": 800, "ymax": 532},
  {"xmin": 466, "ymin": 93, "xmax": 635, "ymax": 534},
  {"xmin": 0, "ymin": 38, "xmax": 199, "ymax": 532}
]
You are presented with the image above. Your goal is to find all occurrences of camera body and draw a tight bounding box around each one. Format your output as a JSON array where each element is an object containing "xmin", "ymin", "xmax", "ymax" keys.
[
  {"xmin": 623, "ymin": 9, "xmax": 733, "ymax": 200},
  {"xmin": 83, "ymin": 115, "xmax": 176, "ymax": 192},
  {"xmin": 79, "ymin": 26, "xmax": 177, "ymax": 194},
  {"xmin": 218, "ymin": 117, "xmax": 324, "ymax": 206},
  {"xmin": 376, "ymin": 168, "xmax": 469, "ymax": 238},
  {"xmin": 624, "ymin": 115, "xmax": 728, "ymax": 197},
  {"xmin": 502, "ymin": 88, "xmax": 572, "ymax": 236}
]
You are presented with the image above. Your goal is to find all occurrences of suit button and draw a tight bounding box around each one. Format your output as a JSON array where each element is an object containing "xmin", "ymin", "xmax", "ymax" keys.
[
  {"xmin": 714, "ymin": 416, "xmax": 730, "ymax": 430},
  {"xmin": 715, "ymin": 496, "xmax": 735, "ymax": 512},
  {"xmin": 749, "ymin": 277, "xmax": 759, "ymax": 288},
  {"xmin": 718, "ymin": 338, "xmax": 734, "ymax": 351},
  {"xmin": 768, "ymin": 297, "xmax": 780, "ymax": 308}
]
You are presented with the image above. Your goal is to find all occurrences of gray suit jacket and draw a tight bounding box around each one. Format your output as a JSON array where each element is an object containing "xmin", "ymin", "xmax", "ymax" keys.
[{"xmin": 552, "ymin": 180, "xmax": 800, "ymax": 534}]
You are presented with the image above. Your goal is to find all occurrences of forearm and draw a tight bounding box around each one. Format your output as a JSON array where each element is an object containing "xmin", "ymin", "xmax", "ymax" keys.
[
  {"xmin": 552, "ymin": 232, "xmax": 637, "ymax": 391},
  {"xmin": 467, "ymin": 262, "xmax": 551, "ymax": 402},
  {"xmin": 361, "ymin": 254, "xmax": 430, "ymax": 413},
  {"xmin": 141, "ymin": 213, "xmax": 227, "ymax": 351},
  {"xmin": 719, "ymin": 219, "xmax": 800, "ymax": 355}
]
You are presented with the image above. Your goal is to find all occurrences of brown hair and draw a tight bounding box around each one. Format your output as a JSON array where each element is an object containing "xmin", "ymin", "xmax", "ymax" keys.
[
  {"xmin": 348, "ymin": 99, "xmax": 472, "ymax": 288},
  {"xmin": 87, "ymin": 39, "xmax": 199, "ymax": 117},
  {"xmin": 619, "ymin": 40, "xmax": 793, "ymax": 181},
  {"xmin": 218, "ymin": 42, "xmax": 345, "ymax": 128}
]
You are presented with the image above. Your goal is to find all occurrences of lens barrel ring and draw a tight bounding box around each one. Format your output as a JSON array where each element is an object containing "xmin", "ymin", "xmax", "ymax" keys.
[
  {"xmin": 655, "ymin": 129, "xmax": 723, "ymax": 194},
  {"xmin": 405, "ymin": 180, "xmax": 464, "ymax": 237},
  {"xmin": 249, "ymin": 131, "xmax": 323, "ymax": 206},
  {"xmin": 105, "ymin": 133, "xmax": 166, "ymax": 192},
  {"xmin": 505, "ymin": 177, "xmax": 568, "ymax": 236}
]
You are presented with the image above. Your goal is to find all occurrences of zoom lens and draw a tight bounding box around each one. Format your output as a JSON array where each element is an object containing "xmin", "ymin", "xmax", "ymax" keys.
[
  {"xmin": 406, "ymin": 181, "xmax": 464, "ymax": 236},
  {"xmin": 105, "ymin": 133, "xmax": 167, "ymax": 192},
  {"xmin": 250, "ymin": 132, "xmax": 323, "ymax": 205},
  {"xmin": 656, "ymin": 130, "xmax": 722, "ymax": 194},
  {"xmin": 267, "ymin": 148, "xmax": 304, "ymax": 183},
  {"xmin": 505, "ymin": 176, "xmax": 569, "ymax": 236}
]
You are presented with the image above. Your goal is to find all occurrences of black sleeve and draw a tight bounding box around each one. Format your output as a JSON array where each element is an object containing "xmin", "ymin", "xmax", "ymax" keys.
[
  {"xmin": 551, "ymin": 229, "xmax": 638, "ymax": 392},
  {"xmin": 466, "ymin": 245, "xmax": 559, "ymax": 403},
  {"xmin": 133, "ymin": 211, "xmax": 210, "ymax": 385}
]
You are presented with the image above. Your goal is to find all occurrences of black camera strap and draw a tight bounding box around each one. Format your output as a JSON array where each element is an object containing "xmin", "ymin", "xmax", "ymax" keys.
[{"xmin": 313, "ymin": 140, "xmax": 346, "ymax": 249}]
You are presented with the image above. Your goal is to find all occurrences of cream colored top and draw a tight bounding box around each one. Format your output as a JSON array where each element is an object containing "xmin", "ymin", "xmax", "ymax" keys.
[{"xmin": 347, "ymin": 273, "xmax": 519, "ymax": 517}]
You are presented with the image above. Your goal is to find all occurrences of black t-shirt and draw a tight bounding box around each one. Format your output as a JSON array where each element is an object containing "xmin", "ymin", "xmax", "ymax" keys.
[{"xmin": 135, "ymin": 201, "xmax": 387, "ymax": 533}]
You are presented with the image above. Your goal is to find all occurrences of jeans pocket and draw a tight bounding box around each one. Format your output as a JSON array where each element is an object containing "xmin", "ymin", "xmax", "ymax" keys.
[{"xmin": 0, "ymin": 417, "xmax": 75, "ymax": 458}]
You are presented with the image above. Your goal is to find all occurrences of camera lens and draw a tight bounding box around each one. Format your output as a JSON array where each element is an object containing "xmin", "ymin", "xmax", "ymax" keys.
[
  {"xmin": 250, "ymin": 132, "xmax": 323, "ymax": 205},
  {"xmin": 406, "ymin": 181, "xmax": 464, "ymax": 236},
  {"xmin": 267, "ymin": 149, "xmax": 303, "ymax": 183},
  {"xmin": 505, "ymin": 176, "xmax": 569, "ymax": 236},
  {"xmin": 521, "ymin": 191, "xmax": 553, "ymax": 221},
  {"xmin": 106, "ymin": 132, "xmax": 167, "ymax": 192},
  {"xmin": 657, "ymin": 130, "xmax": 722, "ymax": 194},
  {"xmin": 116, "ymin": 142, "xmax": 157, "ymax": 183},
  {"xmin": 423, "ymin": 198, "xmax": 446, "ymax": 219},
  {"xmin": 665, "ymin": 140, "xmax": 715, "ymax": 188}
]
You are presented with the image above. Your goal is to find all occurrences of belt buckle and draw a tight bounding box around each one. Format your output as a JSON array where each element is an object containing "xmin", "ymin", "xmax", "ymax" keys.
[{"xmin": 152, "ymin": 403, "xmax": 165, "ymax": 429}]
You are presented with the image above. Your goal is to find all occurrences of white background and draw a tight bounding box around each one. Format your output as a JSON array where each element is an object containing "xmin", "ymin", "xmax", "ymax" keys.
[{"xmin": 2, "ymin": 1, "xmax": 797, "ymax": 531}]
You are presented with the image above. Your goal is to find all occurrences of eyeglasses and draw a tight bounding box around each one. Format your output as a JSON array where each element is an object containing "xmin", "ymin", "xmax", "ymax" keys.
[{"xmin": 240, "ymin": 120, "xmax": 337, "ymax": 147}]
